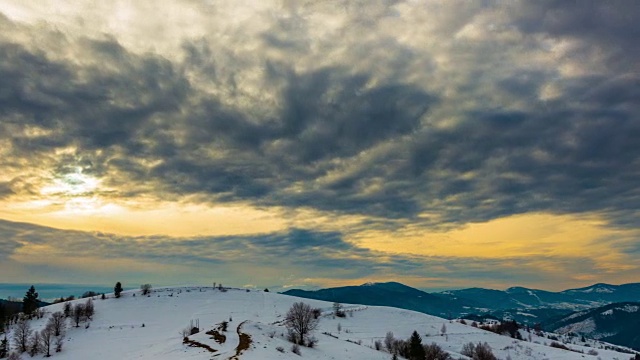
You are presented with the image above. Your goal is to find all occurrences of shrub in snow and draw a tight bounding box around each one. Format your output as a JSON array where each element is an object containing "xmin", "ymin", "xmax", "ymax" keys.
[
  {"xmin": 423, "ymin": 343, "xmax": 452, "ymax": 360},
  {"xmin": 275, "ymin": 346, "xmax": 284, "ymax": 353},
  {"xmin": 474, "ymin": 342, "xmax": 497, "ymax": 360},
  {"xmin": 462, "ymin": 342, "xmax": 497, "ymax": 360},
  {"xmin": 306, "ymin": 336, "xmax": 318, "ymax": 348},
  {"xmin": 291, "ymin": 343, "xmax": 301, "ymax": 355},
  {"xmin": 141, "ymin": 284, "xmax": 152, "ymax": 296},
  {"xmin": 374, "ymin": 339, "xmax": 383, "ymax": 351},
  {"xmin": 461, "ymin": 342, "xmax": 475, "ymax": 357}
]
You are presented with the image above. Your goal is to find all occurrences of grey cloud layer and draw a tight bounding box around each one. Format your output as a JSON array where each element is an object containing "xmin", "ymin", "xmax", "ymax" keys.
[
  {"xmin": 0, "ymin": 219, "xmax": 588, "ymax": 286},
  {"xmin": 1, "ymin": 1, "xmax": 639, "ymax": 227}
]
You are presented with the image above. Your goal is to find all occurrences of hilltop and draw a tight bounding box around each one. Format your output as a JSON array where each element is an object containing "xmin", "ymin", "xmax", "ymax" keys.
[{"xmin": 1, "ymin": 285, "xmax": 638, "ymax": 359}]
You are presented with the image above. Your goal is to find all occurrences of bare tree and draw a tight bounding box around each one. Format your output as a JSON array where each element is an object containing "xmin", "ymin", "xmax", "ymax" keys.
[
  {"xmin": 47, "ymin": 312, "xmax": 65, "ymax": 337},
  {"xmin": 385, "ymin": 331, "xmax": 395, "ymax": 353},
  {"xmin": 72, "ymin": 304, "xmax": 85, "ymax": 328},
  {"xmin": 84, "ymin": 299, "xmax": 95, "ymax": 320},
  {"xmin": 27, "ymin": 331, "xmax": 40, "ymax": 357},
  {"xmin": 285, "ymin": 302, "xmax": 319, "ymax": 345},
  {"xmin": 12, "ymin": 318, "xmax": 31, "ymax": 353},
  {"xmin": 40, "ymin": 325, "xmax": 54, "ymax": 357}
]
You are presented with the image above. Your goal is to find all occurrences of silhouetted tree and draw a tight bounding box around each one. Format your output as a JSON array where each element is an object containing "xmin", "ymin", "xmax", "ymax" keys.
[
  {"xmin": 114, "ymin": 282, "xmax": 123, "ymax": 298},
  {"xmin": 408, "ymin": 331, "xmax": 425, "ymax": 360},
  {"xmin": 285, "ymin": 302, "xmax": 319, "ymax": 345},
  {"xmin": 22, "ymin": 287, "xmax": 38, "ymax": 317}
]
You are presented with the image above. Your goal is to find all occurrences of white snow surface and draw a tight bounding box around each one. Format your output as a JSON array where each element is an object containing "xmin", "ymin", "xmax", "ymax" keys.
[{"xmin": 11, "ymin": 286, "xmax": 639, "ymax": 360}]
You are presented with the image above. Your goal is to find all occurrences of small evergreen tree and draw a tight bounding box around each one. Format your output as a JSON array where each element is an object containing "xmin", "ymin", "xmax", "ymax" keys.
[
  {"xmin": 114, "ymin": 282, "xmax": 123, "ymax": 298},
  {"xmin": 0, "ymin": 335, "xmax": 8, "ymax": 358},
  {"xmin": 408, "ymin": 331, "xmax": 425, "ymax": 360},
  {"xmin": 63, "ymin": 302, "xmax": 72, "ymax": 318},
  {"xmin": 22, "ymin": 286, "xmax": 38, "ymax": 317}
]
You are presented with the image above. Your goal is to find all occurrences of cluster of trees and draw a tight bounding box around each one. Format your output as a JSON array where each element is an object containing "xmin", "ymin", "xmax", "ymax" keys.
[
  {"xmin": 381, "ymin": 331, "xmax": 452, "ymax": 360},
  {"xmin": 460, "ymin": 342, "xmax": 498, "ymax": 360},
  {"xmin": 5, "ymin": 312, "xmax": 67, "ymax": 358},
  {"xmin": 0, "ymin": 285, "xmax": 102, "ymax": 359},
  {"xmin": 479, "ymin": 320, "xmax": 522, "ymax": 339}
]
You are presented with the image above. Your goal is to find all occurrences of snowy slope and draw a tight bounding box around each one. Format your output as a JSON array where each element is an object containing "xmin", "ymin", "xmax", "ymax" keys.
[{"xmin": 8, "ymin": 286, "xmax": 640, "ymax": 360}]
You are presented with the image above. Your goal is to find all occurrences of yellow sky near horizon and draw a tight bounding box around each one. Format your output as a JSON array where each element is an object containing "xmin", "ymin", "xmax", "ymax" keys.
[{"xmin": 2, "ymin": 187, "xmax": 639, "ymax": 291}]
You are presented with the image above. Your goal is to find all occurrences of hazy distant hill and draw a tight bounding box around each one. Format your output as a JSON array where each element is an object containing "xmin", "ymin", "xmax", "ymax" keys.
[
  {"xmin": 441, "ymin": 283, "xmax": 640, "ymax": 310},
  {"xmin": 544, "ymin": 302, "xmax": 640, "ymax": 351},
  {"xmin": 283, "ymin": 281, "xmax": 476, "ymax": 318},
  {"xmin": 284, "ymin": 281, "xmax": 640, "ymax": 333}
]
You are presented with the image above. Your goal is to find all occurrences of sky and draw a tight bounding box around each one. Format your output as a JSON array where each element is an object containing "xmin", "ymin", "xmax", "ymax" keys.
[{"xmin": 0, "ymin": 0, "xmax": 639, "ymax": 292}]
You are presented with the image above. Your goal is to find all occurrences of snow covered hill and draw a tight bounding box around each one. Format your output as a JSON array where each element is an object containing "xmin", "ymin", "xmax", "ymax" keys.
[
  {"xmin": 544, "ymin": 302, "xmax": 640, "ymax": 351},
  {"xmin": 4, "ymin": 286, "xmax": 639, "ymax": 360}
]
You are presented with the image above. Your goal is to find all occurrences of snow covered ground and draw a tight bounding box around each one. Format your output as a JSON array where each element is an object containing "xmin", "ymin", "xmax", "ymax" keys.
[{"xmin": 7, "ymin": 286, "xmax": 639, "ymax": 360}]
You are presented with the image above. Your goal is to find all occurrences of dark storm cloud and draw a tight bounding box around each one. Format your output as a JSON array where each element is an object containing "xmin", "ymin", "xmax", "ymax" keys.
[
  {"xmin": 1, "ymin": 1, "xmax": 640, "ymax": 229},
  {"xmin": 515, "ymin": 0, "xmax": 640, "ymax": 70}
]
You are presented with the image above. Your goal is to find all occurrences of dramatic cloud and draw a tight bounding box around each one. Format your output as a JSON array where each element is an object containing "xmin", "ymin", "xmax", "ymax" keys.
[
  {"xmin": 2, "ymin": 219, "xmax": 630, "ymax": 290},
  {"xmin": 0, "ymin": 0, "xmax": 638, "ymax": 289}
]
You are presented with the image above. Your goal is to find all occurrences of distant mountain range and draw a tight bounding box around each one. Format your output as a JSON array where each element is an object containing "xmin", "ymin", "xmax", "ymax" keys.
[
  {"xmin": 284, "ymin": 282, "xmax": 640, "ymax": 317},
  {"xmin": 283, "ymin": 281, "xmax": 640, "ymax": 350},
  {"xmin": 283, "ymin": 282, "xmax": 640, "ymax": 324},
  {"xmin": 443, "ymin": 283, "xmax": 640, "ymax": 310},
  {"xmin": 544, "ymin": 302, "xmax": 640, "ymax": 351},
  {"xmin": 284, "ymin": 282, "xmax": 470, "ymax": 318}
]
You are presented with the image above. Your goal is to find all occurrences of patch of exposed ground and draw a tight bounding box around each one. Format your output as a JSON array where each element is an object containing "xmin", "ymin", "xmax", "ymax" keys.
[
  {"xmin": 183, "ymin": 337, "xmax": 217, "ymax": 353},
  {"xmin": 228, "ymin": 321, "xmax": 252, "ymax": 360},
  {"xmin": 206, "ymin": 328, "xmax": 227, "ymax": 344}
]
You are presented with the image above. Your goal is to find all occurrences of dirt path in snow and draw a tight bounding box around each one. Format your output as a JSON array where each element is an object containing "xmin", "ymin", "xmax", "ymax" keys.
[{"xmin": 228, "ymin": 321, "xmax": 252, "ymax": 360}]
